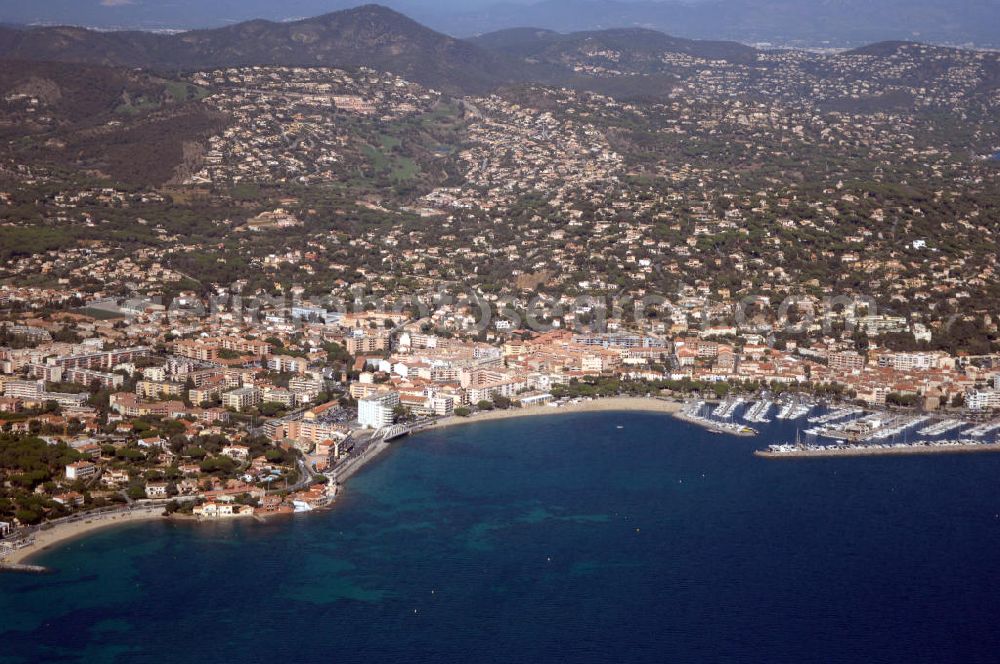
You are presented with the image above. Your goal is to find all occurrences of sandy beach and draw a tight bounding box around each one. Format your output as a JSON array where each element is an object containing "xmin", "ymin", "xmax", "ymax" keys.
[
  {"xmin": 2, "ymin": 398, "xmax": 684, "ymax": 568},
  {"xmin": 2, "ymin": 506, "xmax": 168, "ymax": 566},
  {"xmin": 426, "ymin": 396, "xmax": 683, "ymax": 431}
]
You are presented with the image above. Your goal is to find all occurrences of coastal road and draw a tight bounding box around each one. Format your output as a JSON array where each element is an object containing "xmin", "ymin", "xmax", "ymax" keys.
[{"xmin": 265, "ymin": 455, "xmax": 318, "ymax": 496}]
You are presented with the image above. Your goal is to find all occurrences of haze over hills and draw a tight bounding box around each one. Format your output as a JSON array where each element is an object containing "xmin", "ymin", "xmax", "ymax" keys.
[
  {"xmin": 1, "ymin": 0, "xmax": 998, "ymax": 48},
  {"xmin": 1, "ymin": 2, "xmax": 998, "ymax": 192},
  {"xmin": 470, "ymin": 27, "xmax": 759, "ymax": 65},
  {"xmin": 0, "ymin": 5, "xmax": 528, "ymax": 95},
  {"xmin": 3, "ymin": 2, "xmax": 994, "ymax": 102},
  {"xmin": 0, "ymin": 5, "xmax": 768, "ymax": 96},
  {"xmin": 434, "ymin": 0, "xmax": 1000, "ymax": 47}
]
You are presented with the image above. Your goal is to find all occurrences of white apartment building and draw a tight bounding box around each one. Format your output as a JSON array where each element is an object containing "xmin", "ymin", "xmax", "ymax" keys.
[
  {"xmin": 3, "ymin": 379, "xmax": 45, "ymax": 399},
  {"xmin": 966, "ymin": 389, "xmax": 1000, "ymax": 412},
  {"xmin": 66, "ymin": 461, "xmax": 98, "ymax": 480},
  {"xmin": 358, "ymin": 392, "xmax": 399, "ymax": 429},
  {"xmin": 428, "ymin": 394, "xmax": 455, "ymax": 417},
  {"xmin": 262, "ymin": 387, "xmax": 297, "ymax": 408},
  {"xmin": 222, "ymin": 387, "xmax": 263, "ymax": 412}
]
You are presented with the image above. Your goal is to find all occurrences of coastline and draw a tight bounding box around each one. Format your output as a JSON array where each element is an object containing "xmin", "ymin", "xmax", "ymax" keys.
[
  {"xmin": 3, "ymin": 398, "xmax": 684, "ymax": 568},
  {"xmin": 333, "ymin": 439, "xmax": 392, "ymax": 484},
  {"xmin": 755, "ymin": 443, "xmax": 1000, "ymax": 459},
  {"xmin": 2, "ymin": 506, "xmax": 168, "ymax": 567},
  {"xmin": 425, "ymin": 397, "xmax": 683, "ymax": 431}
]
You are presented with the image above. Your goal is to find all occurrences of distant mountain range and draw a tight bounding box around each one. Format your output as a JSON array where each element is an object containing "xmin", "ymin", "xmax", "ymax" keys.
[
  {"xmin": 0, "ymin": 6, "xmax": 522, "ymax": 94},
  {"xmin": 1, "ymin": 0, "xmax": 999, "ymax": 48},
  {"xmin": 0, "ymin": 4, "xmax": 994, "ymax": 97},
  {"xmin": 0, "ymin": 5, "xmax": 762, "ymax": 95},
  {"xmin": 470, "ymin": 26, "xmax": 758, "ymax": 64},
  {"xmin": 433, "ymin": 0, "xmax": 1000, "ymax": 47}
]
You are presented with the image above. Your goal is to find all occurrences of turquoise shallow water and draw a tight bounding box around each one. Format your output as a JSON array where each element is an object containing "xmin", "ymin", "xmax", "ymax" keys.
[{"xmin": 4, "ymin": 411, "xmax": 1000, "ymax": 663}]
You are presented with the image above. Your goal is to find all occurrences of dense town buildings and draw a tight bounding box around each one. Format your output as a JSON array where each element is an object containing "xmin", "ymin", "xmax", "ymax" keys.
[{"xmin": 1, "ymin": 40, "xmax": 999, "ymax": 536}]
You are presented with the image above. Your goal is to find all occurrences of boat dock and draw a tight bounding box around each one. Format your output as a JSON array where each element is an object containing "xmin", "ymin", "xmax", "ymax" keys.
[
  {"xmin": 743, "ymin": 400, "xmax": 774, "ymax": 423},
  {"xmin": 676, "ymin": 401, "xmax": 757, "ymax": 437},
  {"xmin": 813, "ymin": 414, "xmax": 928, "ymax": 442},
  {"xmin": 807, "ymin": 407, "xmax": 863, "ymax": 425},
  {"xmin": 776, "ymin": 400, "xmax": 812, "ymax": 420},
  {"xmin": 918, "ymin": 419, "xmax": 968, "ymax": 437},
  {"xmin": 962, "ymin": 421, "xmax": 1000, "ymax": 438},
  {"xmin": 867, "ymin": 415, "xmax": 930, "ymax": 441},
  {"xmin": 757, "ymin": 438, "xmax": 1000, "ymax": 458},
  {"xmin": 712, "ymin": 398, "xmax": 744, "ymax": 419}
]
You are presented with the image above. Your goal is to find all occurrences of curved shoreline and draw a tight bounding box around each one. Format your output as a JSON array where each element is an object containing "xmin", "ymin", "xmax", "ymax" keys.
[
  {"xmin": 4, "ymin": 398, "xmax": 684, "ymax": 568},
  {"xmin": 2, "ymin": 507, "xmax": 168, "ymax": 567},
  {"xmin": 423, "ymin": 397, "xmax": 683, "ymax": 431}
]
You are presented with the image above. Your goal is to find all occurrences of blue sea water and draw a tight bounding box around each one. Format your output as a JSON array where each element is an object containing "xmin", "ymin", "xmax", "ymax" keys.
[{"xmin": 4, "ymin": 411, "xmax": 1000, "ymax": 663}]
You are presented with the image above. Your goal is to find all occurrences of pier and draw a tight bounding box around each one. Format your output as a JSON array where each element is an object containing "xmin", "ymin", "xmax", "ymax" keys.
[
  {"xmin": 712, "ymin": 398, "xmax": 744, "ymax": 419},
  {"xmin": 811, "ymin": 413, "xmax": 926, "ymax": 443},
  {"xmin": 918, "ymin": 419, "xmax": 968, "ymax": 436},
  {"xmin": 775, "ymin": 400, "xmax": 812, "ymax": 420},
  {"xmin": 743, "ymin": 400, "xmax": 773, "ymax": 423},
  {"xmin": 867, "ymin": 415, "xmax": 930, "ymax": 441},
  {"xmin": 757, "ymin": 439, "xmax": 1000, "ymax": 458},
  {"xmin": 676, "ymin": 401, "xmax": 757, "ymax": 436},
  {"xmin": 807, "ymin": 407, "xmax": 863, "ymax": 425},
  {"xmin": 962, "ymin": 421, "xmax": 1000, "ymax": 438}
]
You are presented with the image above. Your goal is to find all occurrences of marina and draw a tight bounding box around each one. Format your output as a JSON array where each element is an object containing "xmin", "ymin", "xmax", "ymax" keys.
[
  {"xmin": 712, "ymin": 397, "xmax": 744, "ymax": 419},
  {"xmin": 812, "ymin": 413, "xmax": 930, "ymax": 443},
  {"xmin": 676, "ymin": 400, "xmax": 758, "ymax": 436},
  {"xmin": 775, "ymin": 400, "xmax": 812, "ymax": 420},
  {"xmin": 807, "ymin": 406, "xmax": 864, "ymax": 425},
  {"xmin": 963, "ymin": 421, "xmax": 1000, "ymax": 438},
  {"xmin": 674, "ymin": 398, "xmax": 1000, "ymax": 454},
  {"xmin": 917, "ymin": 418, "xmax": 968, "ymax": 437},
  {"xmin": 761, "ymin": 405, "xmax": 1000, "ymax": 458},
  {"xmin": 867, "ymin": 415, "xmax": 930, "ymax": 441},
  {"xmin": 743, "ymin": 400, "xmax": 774, "ymax": 423},
  {"xmin": 757, "ymin": 438, "xmax": 1000, "ymax": 458},
  {"xmin": 0, "ymin": 10, "xmax": 998, "ymax": 662}
]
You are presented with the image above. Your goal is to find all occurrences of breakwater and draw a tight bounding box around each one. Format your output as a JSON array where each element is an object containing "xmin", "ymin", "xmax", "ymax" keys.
[{"xmin": 757, "ymin": 439, "xmax": 1000, "ymax": 458}]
